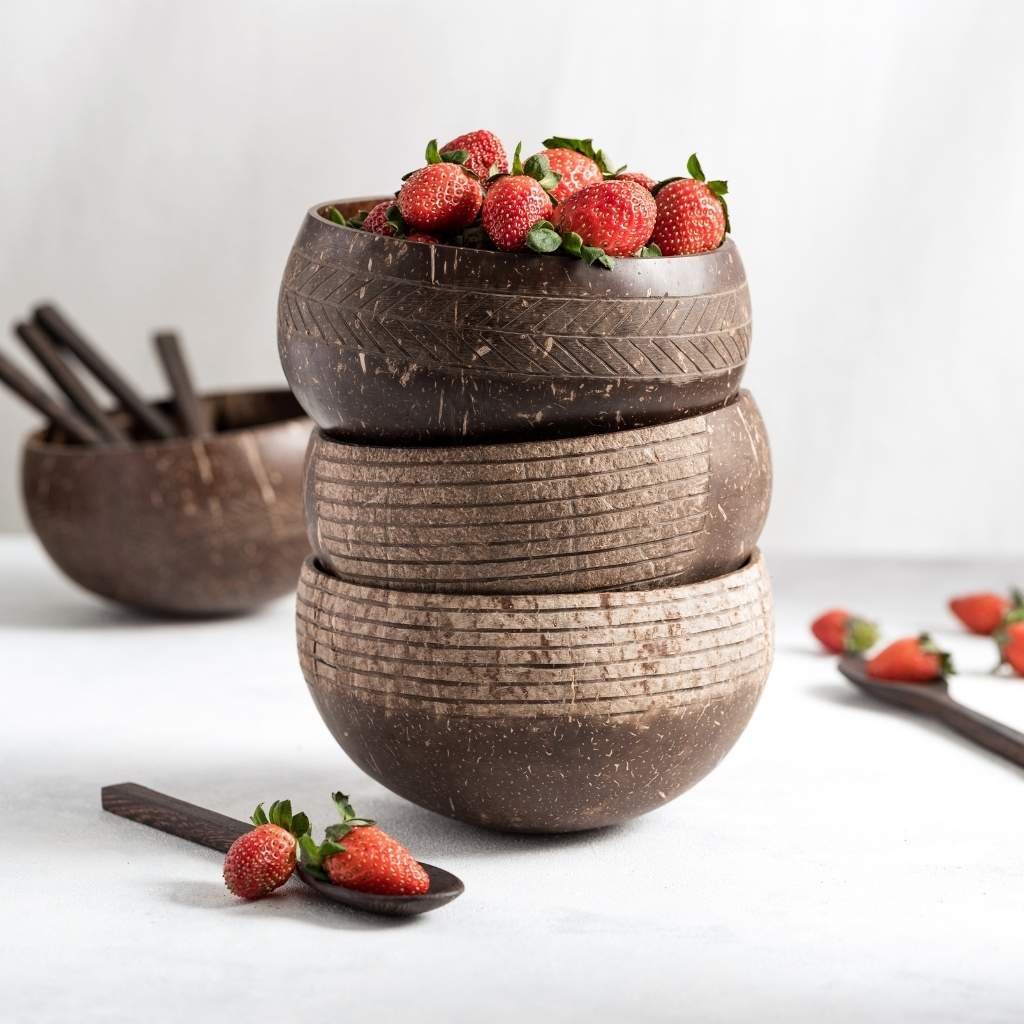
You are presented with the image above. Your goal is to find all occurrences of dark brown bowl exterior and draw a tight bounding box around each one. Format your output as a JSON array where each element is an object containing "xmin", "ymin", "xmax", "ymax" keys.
[
  {"xmin": 23, "ymin": 390, "xmax": 312, "ymax": 616},
  {"xmin": 305, "ymin": 390, "xmax": 771, "ymax": 594},
  {"xmin": 278, "ymin": 198, "xmax": 751, "ymax": 444},
  {"xmin": 297, "ymin": 551, "xmax": 773, "ymax": 833}
]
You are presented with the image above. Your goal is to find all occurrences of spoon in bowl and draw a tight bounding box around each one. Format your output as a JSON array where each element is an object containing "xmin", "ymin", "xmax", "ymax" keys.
[
  {"xmin": 837, "ymin": 655, "xmax": 1024, "ymax": 768},
  {"xmin": 102, "ymin": 783, "xmax": 464, "ymax": 916}
]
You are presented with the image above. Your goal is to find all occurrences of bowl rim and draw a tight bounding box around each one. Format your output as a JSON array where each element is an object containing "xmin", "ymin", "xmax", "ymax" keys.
[
  {"xmin": 300, "ymin": 546, "xmax": 766, "ymax": 610},
  {"xmin": 307, "ymin": 196, "xmax": 737, "ymax": 266},
  {"xmin": 308, "ymin": 389, "xmax": 750, "ymax": 457},
  {"xmin": 23, "ymin": 386, "xmax": 309, "ymax": 456}
]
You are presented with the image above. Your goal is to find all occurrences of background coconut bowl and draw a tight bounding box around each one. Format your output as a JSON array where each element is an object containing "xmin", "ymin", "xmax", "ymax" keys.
[{"xmin": 23, "ymin": 389, "xmax": 311, "ymax": 616}]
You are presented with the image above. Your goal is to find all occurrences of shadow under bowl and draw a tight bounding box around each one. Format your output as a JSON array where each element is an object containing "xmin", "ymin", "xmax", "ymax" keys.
[
  {"xmin": 297, "ymin": 550, "xmax": 774, "ymax": 833},
  {"xmin": 23, "ymin": 389, "xmax": 312, "ymax": 616},
  {"xmin": 278, "ymin": 197, "xmax": 752, "ymax": 445},
  {"xmin": 305, "ymin": 389, "xmax": 771, "ymax": 594}
]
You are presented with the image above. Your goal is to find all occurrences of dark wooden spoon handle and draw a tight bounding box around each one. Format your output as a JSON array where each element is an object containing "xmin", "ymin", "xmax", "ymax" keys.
[
  {"xmin": 154, "ymin": 331, "xmax": 205, "ymax": 437},
  {"xmin": 33, "ymin": 304, "xmax": 177, "ymax": 440},
  {"xmin": 16, "ymin": 322, "xmax": 130, "ymax": 444},
  {"xmin": 931, "ymin": 697, "xmax": 1024, "ymax": 768},
  {"xmin": 0, "ymin": 349, "xmax": 102, "ymax": 444},
  {"xmin": 102, "ymin": 783, "xmax": 250, "ymax": 853}
]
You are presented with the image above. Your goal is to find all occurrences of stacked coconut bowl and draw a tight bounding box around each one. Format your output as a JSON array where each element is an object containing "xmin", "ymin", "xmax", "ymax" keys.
[{"xmin": 278, "ymin": 198, "xmax": 773, "ymax": 833}]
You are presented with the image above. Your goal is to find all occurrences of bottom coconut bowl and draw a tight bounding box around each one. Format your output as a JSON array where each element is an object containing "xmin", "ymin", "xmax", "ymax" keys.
[
  {"xmin": 23, "ymin": 389, "xmax": 312, "ymax": 616},
  {"xmin": 297, "ymin": 551, "xmax": 773, "ymax": 832}
]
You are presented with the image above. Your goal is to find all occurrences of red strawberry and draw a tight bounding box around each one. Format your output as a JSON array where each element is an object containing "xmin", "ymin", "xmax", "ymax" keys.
[
  {"xmin": 406, "ymin": 232, "xmax": 440, "ymax": 244},
  {"xmin": 949, "ymin": 590, "xmax": 1021, "ymax": 635},
  {"xmin": 441, "ymin": 129, "xmax": 508, "ymax": 181},
  {"xmin": 541, "ymin": 148, "xmax": 603, "ymax": 202},
  {"xmin": 652, "ymin": 154, "xmax": 730, "ymax": 256},
  {"xmin": 482, "ymin": 176, "xmax": 553, "ymax": 251},
  {"xmin": 398, "ymin": 163, "xmax": 482, "ymax": 233},
  {"xmin": 811, "ymin": 609, "xmax": 880, "ymax": 654},
  {"xmin": 223, "ymin": 800, "xmax": 310, "ymax": 901},
  {"xmin": 362, "ymin": 200, "xmax": 400, "ymax": 237},
  {"xmin": 554, "ymin": 179, "xmax": 656, "ymax": 257},
  {"xmin": 866, "ymin": 634, "xmax": 954, "ymax": 683},
  {"xmin": 1002, "ymin": 621, "xmax": 1024, "ymax": 676},
  {"xmin": 300, "ymin": 793, "xmax": 429, "ymax": 896},
  {"xmin": 616, "ymin": 171, "xmax": 657, "ymax": 191}
]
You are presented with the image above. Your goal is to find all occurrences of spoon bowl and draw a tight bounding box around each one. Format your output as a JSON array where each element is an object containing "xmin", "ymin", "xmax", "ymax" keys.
[{"xmin": 294, "ymin": 862, "xmax": 464, "ymax": 917}]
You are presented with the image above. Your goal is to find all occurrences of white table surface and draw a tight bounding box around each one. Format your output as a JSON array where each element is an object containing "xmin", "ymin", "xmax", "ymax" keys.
[{"xmin": 1, "ymin": 534, "xmax": 1021, "ymax": 1023}]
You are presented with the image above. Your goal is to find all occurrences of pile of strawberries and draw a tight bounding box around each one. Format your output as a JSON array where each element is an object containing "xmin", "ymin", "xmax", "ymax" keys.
[
  {"xmin": 811, "ymin": 587, "xmax": 1024, "ymax": 681},
  {"xmin": 326, "ymin": 130, "xmax": 730, "ymax": 268},
  {"xmin": 222, "ymin": 791, "xmax": 429, "ymax": 901}
]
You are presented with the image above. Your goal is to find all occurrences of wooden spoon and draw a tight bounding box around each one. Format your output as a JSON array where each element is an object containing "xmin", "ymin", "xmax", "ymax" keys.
[
  {"xmin": 102, "ymin": 783, "xmax": 464, "ymax": 917},
  {"xmin": 837, "ymin": 655, "xmax": 1024, "ymax": 768}
]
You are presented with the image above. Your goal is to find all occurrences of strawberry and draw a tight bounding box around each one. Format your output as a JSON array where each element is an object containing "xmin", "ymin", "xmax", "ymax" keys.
[
  {"xmin": 362, "ymin": 200, "xmax": 400, "ymax": 237},
  {"xmin": 441, "ymin": 129, "xmax": 508, "ymax": 181},
  {"xmin": 949, "ymin": 589, "xmax": 1022, "ymax": 635},
  {"xmin": 1001, "ymin": 621, "xmax": 1024, "ymax": 676},
  {"xmin": 811, "ymin": 609, "xmax": 880, "ymax": 654},
  {"xmin": 537, "ymin": 136, "xmax": 618, "ymax": 202},
  {"xmin": 398, "ymin": 139, "xmax": 484, "ymax": 233},
  {"xmin": 398, "ymin": 163, "xmax": 482, "ymax": 233},
  {"xmin": 300, "ymin": 792, "xmax": 429, "ymax": 896},
  {"xmin": 553, "ymin": 179, "xmax": 657, "ymax": 258},
  {"xmin": 993, "ymin": 607, "xmax": 1024, "ymax": 672},
  {"xmin": 483, "ymin": 177, "xmax": 552, "ymax": 251},
  {"xmin": 406, "ymin": 232, "xmax": 440, "ymax": 244},
  {"xmin": 652, "ymin": 154, "xmax": 730, "ymax": 256},
  {"xmin": 866, "ymin": 634, "xmax": 954, "ymax": 683},
  {"xmin": 223, "ymin": 800, "xmax": 310, "ymax": 901},
  {"xmin": 616, "ymin": 171, "xmax": 657, "ymax": 191},
  {"xmin": 481, "ymin": 144, "xmax": 557, "ymax": 251}
]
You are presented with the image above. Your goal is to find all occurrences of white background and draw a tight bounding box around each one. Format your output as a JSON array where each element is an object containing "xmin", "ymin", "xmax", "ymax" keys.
[{"xmin": 1, "ymin": 0, "xmax": 1022, "ymax": 554}]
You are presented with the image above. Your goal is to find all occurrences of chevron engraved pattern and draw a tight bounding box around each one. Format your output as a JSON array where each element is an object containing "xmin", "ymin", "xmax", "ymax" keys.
[{"xmin": 278, "ymin": 249, "xmax": 751, "ymax": 380}]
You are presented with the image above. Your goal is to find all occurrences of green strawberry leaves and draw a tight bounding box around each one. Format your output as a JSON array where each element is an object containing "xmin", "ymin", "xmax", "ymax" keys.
[
  {"xmin": 543, "ymin": 135, "xmax": 620, "ymax": 176},
  {"xmin": 295, "ymin": 790, "xmax": 376, "ymax": 882},
  {"xmin": 250, "ymin": 799, "xmax": 312, "ymax": 838},
  {"xmin": 297, "ymin": 834, "xmax": 345, "ymax": 881},
  {"xmin": 686, "ymin": 153, "xmax": 705, "ymax": 181},
  {"xmin": 918, "ymin": 633, "xmax": 956, "ymax": 676},
  {"xmin": 527, "ymin": 223, "xmax": 615, "ymax": 268},
  {"xmin": 385, "ymin": 205, "xmax": 407, "ymax": 236},
  {"xmin": 635, "ymin": 243, "xmax": 662, "ymax": 258},
  {"xmin": 426, "ymin": 138, "xmax": 470, "ymax": 167},
  {"xmin": 326, "ymin": 207, "xmax": 368, "ymax": 229},
  {"xmin": 844, "ymin": 617, "xmax": 880, "ymax": 654},
  {"xmin": 526, "ymin": 220, "xmax": 563, "ymax": 254},
  {"xmin": 508, "ymin": 143, "xmax": 561, "ymax": 194}
]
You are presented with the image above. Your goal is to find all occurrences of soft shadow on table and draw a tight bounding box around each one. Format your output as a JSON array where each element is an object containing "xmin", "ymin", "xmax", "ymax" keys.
[
  {"xmin": 0, "ymin": 559, "xmax": 277, "ymax": 632},
  {"xmin": 162, "ymin": 879, "xmax": 417, "ymax": 932},
  {"xmin": 809, "ymin": 681, "xmax": 1024, "ymax": 778}
]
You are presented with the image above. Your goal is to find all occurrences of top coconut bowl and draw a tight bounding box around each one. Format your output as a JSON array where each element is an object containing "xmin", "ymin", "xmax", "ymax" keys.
[
  {"xmin": 278, "ymin": 198, "xmax": 752, "ymax": 445},
  {"xmin": 22, "ymin": 388, "xmax": 312, "ymax": 616}
]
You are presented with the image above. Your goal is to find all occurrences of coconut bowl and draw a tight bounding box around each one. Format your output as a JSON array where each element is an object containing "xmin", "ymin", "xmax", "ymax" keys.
[
  {"xmin": 23, "ymin": 389, "xmax": 312, "ymax": 616},
  {"xmin": 306, "ymin": 389, "xmax": 770, "ymax": 594},
  {"xmin": 278, "ymin": 198, "xmax": 752, "ymax": 444},
  {"xmin": 297, "ymin": 550, "xmax": 773, "ymax": 832}
]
